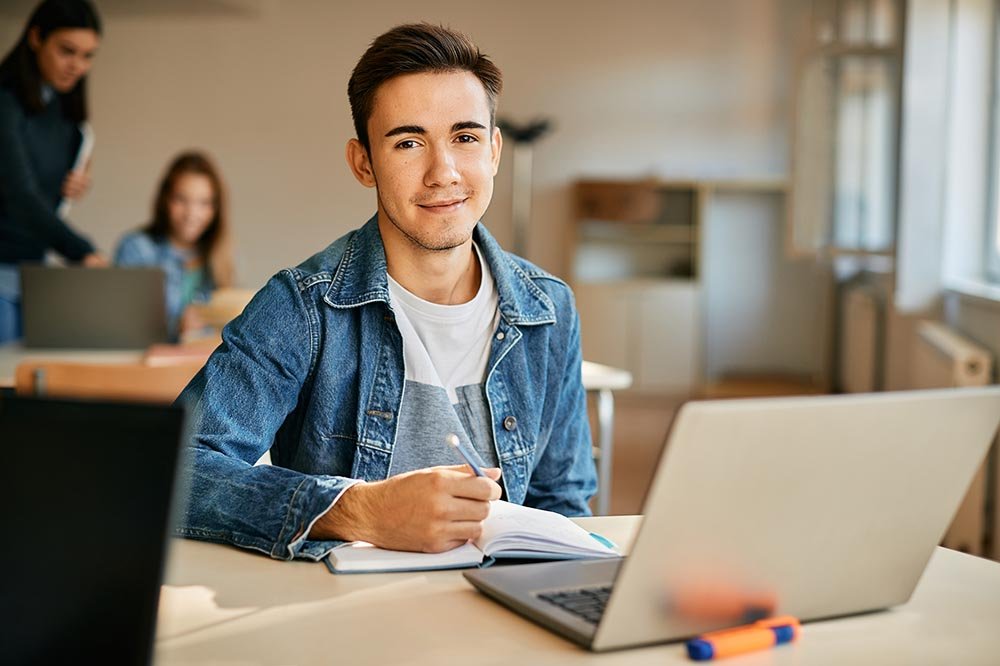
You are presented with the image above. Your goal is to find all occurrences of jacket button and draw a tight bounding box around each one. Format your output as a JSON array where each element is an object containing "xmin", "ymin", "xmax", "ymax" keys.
[
  {"xmin": 496, "ymin": 331, "xmax": 505, "ymax": 341},
  {"xmin": 503, "ymin": 416, "xmax": 517, "ymax": 431}
]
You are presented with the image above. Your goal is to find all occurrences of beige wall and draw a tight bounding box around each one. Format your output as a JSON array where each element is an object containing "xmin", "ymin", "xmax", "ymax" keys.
[{"xmin": 2, "ymin": 0, "xmax": 800, "ymax": 288}]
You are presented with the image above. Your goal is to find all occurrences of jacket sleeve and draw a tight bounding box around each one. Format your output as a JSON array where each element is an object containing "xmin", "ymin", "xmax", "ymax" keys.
[
  {"xmin": 175, "ymin": 269, "xmax": 359, "ymax": 561},
  {"xmin": 113, "ymin": 232, "xmax": 153, "ymax": 266},
  {"xmin": 0, "ymin": 91, "xmax": 95, "ymax": 261},
  {"xmin": 524, "ymin": 301, "xmax": 598, "ymax": 517}
]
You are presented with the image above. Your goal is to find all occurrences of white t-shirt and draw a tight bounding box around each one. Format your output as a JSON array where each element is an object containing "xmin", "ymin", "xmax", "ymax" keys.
[{"xmin": 386, "ymin": 243, "xmax": 501, "ymax": 474}]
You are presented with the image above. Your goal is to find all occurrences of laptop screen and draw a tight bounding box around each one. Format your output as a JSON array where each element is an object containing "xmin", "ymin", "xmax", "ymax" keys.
[
  {"xmin": 20, "ymin": 266, "xmax": 169, "ymax": 349},
  {"xmin": 0, "ymin": 396, "xmax": 186, "ymax": 665}
]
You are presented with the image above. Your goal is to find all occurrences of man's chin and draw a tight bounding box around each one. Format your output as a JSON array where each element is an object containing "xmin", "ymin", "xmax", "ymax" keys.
[{"xmin": 414, "ymin": 233, "xmax": 474, "ymax": 252}]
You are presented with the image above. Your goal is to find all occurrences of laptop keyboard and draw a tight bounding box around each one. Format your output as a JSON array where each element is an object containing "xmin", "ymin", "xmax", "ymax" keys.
[{"xmin": 537, "ymin": 585, "xmax": 613, "ymax": 624}]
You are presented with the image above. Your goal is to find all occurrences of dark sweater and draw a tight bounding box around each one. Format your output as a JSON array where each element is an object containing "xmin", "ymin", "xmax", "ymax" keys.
[{"xmin": 0, "ymin": 84, "xmax": 95, "ymax": 263}]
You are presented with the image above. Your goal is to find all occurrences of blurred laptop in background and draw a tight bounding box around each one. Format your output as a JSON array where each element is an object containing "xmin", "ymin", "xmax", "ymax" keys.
[{"xmin": 20, "ymin": 265, "xmax": 168, "ymax": 348}]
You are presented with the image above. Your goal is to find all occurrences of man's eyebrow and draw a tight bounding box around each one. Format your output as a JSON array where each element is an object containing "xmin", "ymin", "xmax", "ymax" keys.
[
  {"xmin": 385, "ymin": 125, "xmax": 425, "ymax": 138},
  {"xmin": 453, "ymin": 121, "xmax": 487, "ymax": 132},
  {"xmin": 384, "ymin": 121, "xmax": 487, "ymax": 138}
]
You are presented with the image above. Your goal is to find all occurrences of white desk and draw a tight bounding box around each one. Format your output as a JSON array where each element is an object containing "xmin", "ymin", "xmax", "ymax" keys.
[
  {"xmin": 581, "ymin": 361, "xmax": 633, "ymax": 516},
  {"xmin": 156, "ymin": 516, "xmax": 1000, "ymax": 665}
]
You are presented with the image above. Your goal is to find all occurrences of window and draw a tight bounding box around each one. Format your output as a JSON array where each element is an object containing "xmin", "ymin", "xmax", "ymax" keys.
[
  {"xmin": 990, "ymin": 193, "xmax": 1000, "ymax": 282},
  {"xmin": 789, "ymin": 0, "xmax": 902, "ymax": 256},
  {"xmin": 990, "ymin": 2, "xmax": 1000, "ymax": 283}
]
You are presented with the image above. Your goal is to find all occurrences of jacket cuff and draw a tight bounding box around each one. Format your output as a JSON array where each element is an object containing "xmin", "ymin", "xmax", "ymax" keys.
[{"xmin": 277, "ymin": 476, "xmax": 363, "ymax": 560}]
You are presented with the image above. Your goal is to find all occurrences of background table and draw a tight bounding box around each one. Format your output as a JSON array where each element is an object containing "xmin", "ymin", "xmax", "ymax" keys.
[
  {"xmin": 2, "ymin": 344, "xmax": 631, "ymax": 516},
  {"xmin": 156, "ymin": 516, "xmax": 1000, "ymax": 665},
  {"xmin": 581, "ymin": 361, "xmax": 633, "ymax": 515},
  {"xmin": 0, "ymin": 342, "xmax": 143, "ymax": 387}
]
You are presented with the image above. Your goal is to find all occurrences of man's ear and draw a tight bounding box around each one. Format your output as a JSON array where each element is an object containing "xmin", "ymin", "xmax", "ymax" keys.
[
  {"xmin": 490, "ymin": 126, "xmax": 503, "ymax": 177},
  {"xmin": 346, "ymin": 138, "xmax": 376, "ymax": 188}
]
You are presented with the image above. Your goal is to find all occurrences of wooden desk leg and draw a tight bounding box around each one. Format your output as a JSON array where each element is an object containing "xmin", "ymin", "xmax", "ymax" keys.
[{"xmin": 596, "ymin": 388, "xmax": 615, "ymax": 516}]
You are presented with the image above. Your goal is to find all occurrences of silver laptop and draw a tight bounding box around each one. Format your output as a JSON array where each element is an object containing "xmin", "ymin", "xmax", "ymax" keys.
[
  {"xmin": 20, "ymin": 265, "xmax": 168, "ymax": 348},
  {"xmin": 464, "ymin": 387, "xmax": 1000, "ymax": 651}
]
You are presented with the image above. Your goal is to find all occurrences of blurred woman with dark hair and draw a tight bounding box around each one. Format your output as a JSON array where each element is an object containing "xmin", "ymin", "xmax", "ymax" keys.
[
  {"xmin": 115, "ymin": 151, "xmax": 235, "ymax": 341},
  {"xmin": 0, "ymin": 0, "xmax": 106, "ymax": 343}
]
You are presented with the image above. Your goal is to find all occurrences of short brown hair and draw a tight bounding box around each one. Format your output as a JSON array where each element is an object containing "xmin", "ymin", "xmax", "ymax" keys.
[{"xmin": 348, "ymin": 23, "xmax": 503, "ymax": 152}]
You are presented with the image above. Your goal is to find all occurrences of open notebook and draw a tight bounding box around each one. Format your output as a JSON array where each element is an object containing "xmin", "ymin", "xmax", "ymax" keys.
[{"xmin": 325, "ymin": 500, "xmax": 620, "ymax": 574}]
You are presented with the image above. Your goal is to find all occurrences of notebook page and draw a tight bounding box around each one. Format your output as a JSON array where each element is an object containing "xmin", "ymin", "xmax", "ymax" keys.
[{"xmin": 475, "ymin": 500, "xmax": 618, "ymax": 558}]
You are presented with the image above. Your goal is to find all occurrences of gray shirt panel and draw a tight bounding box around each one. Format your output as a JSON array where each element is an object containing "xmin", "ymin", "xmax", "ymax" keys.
[{"xmin": 388, "ymin": 380, "xmax": 498, "ymax": 476}]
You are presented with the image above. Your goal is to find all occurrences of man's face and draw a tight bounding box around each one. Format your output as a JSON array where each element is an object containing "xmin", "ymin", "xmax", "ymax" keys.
[{"xmin": 347, "ymin": 70, "xmax": 502, "ymax": 253}]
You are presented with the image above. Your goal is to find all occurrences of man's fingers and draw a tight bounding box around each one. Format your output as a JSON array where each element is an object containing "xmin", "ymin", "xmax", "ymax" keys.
[
  {"xmin": 439, "ymin": 496, "xmax": 491, "ymax": 522},
  {"xmin": 441, "ymin": 520, "xmax": 485, "ymax": 543},
  {"xmin": 436, "ymin": 464, "xmax": 481, "ymax": 474},
  {"xmin": 420, "ymin": 519, "xmax": 484, "ymax": 553},
  {"xmin": 448, "ymin": 474, "xmax": 502, "ymax": 501},
  {"xmin": 434, "ymin": 464, "xmax": 501, "ymax": 478}
]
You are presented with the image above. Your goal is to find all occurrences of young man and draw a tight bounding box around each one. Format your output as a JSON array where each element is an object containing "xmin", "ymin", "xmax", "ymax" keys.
[{"xmin": 177, "ymin": 23, "xmax": 596, "ymax": 561}]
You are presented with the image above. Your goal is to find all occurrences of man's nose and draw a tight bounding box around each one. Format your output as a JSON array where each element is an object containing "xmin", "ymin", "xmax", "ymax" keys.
[{"xmin": 424, "ymin": 145, "xmax": 460, "ymax": 187}]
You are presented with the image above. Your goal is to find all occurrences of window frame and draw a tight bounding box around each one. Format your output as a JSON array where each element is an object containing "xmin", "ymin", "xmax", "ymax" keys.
[{"xmin": 987, "ymin": 0, "xmax": 1000, "ymax": 284}]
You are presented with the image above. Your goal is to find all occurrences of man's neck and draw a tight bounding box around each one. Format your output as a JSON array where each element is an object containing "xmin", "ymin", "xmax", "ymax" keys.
[{"xmin": 383, "ymin": 235, "xmax": 481, "ymax": 305}]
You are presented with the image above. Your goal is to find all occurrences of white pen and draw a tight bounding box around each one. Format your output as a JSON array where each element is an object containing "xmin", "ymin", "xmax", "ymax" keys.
[{"xmin": 445, "ymin": 433, "xmax": 485, "ymax": 477}]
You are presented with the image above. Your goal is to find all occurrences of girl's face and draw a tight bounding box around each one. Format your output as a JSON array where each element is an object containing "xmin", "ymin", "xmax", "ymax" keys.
[
  {"xmin": 29, "ymin": 27, "xmax": 100, "ymax": 93},
  {"xmin": 167, "ymin": 173, "xmax": 216, "ymax": 248}
]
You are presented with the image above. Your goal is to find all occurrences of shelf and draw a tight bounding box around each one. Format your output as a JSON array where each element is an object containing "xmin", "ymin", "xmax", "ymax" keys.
[
  {"xmin": 814, "ymin": 44, "xmax": 898, "ymax": 58},
  {"xmin": 578, "ymin": 221, "xmax": 695, "ymax": 244},
  {"xmin": 701, "ymin": 178, "xmax": 788, "ymax": 193},
  {"xmin": 573, "ymin": 277, "xmax": 697, "ymax": 288},
  {"xmin": 573, "ymin": 179, "xmax": 700, "ymax": 284}
]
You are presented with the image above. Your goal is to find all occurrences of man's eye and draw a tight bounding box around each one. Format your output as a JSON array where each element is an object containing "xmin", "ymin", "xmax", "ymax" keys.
[
  {"xmin": 395, "ymin": 140, "xmax": 419, "ymax": 150},
  {"xmin": 456, "ymin": 134, "xmax": 478, "ymax": 143}
]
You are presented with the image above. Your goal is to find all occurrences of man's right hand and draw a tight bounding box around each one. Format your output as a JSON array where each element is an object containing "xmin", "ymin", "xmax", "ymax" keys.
[{"xmin": 310, "ymin": 465, "xmax": 503, "ymax": 553}]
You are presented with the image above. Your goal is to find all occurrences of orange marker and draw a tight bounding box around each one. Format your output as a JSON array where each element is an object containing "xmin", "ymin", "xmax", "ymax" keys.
[{"xmin": 686, "ymin": 616, "xmax": 800, "ymax": 661}]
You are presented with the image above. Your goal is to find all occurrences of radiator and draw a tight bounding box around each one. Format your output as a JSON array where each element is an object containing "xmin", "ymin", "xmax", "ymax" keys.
[
  {"xmin": 911, "ymin": 320, "xmax": 995, "ymax": 557},
  {"xmin": 911, "ymin": 321, "xmax": 993, "ymax": 388}
]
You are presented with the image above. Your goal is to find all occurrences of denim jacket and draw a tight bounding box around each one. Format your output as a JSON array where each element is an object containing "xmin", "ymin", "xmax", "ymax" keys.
[
  {"xmin": 114, "ymin": 231, "xmax": 214, "ymax": 341},
  {"xmin": 176, "ymin": 216, "xmax": 596, "ymax": 561}
]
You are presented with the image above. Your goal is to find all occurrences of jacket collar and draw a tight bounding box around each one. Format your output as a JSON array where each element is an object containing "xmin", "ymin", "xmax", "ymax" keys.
[{"xmin": 324, "ymin": 215, "xmax": 556, "ymax": 325}]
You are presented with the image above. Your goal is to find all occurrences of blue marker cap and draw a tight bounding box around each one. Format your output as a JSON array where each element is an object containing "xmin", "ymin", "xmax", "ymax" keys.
[
  {"xmin": 686, "ymin": 639, "xmax": 714, "ymax": 660},
  {"xmin": 771, "ymin": 624, "xmax": 795, "ymax": 645}
]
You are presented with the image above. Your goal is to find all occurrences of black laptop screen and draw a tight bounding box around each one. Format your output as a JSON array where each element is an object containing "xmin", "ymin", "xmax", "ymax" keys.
[{"xmin": 0, "ymin": 397, "xmax": 185, "ymax": 666}]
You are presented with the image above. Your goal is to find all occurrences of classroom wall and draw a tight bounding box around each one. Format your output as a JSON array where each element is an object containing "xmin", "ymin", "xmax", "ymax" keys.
[{"xmin": 1, "ymin": 0, "xmax": 802, "ymax": 288}]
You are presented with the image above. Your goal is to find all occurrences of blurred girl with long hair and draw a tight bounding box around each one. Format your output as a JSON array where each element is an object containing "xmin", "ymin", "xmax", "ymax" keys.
[{"xmin": 115, "ymin": 151, "xmax": 235, "ymax": 341}]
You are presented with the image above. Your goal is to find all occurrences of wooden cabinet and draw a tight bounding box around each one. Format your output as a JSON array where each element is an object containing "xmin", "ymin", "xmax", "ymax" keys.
[
  {"xmin": 571, "ymin": 180, "xmax": 702, "ymax": 394},
  {"xmin": 571, "ymin": 178, "xmax": 829, "ymax": 396},
  {"xmin": 576, "ymin": 280, "xmax": 699, "ymax": 394}
]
